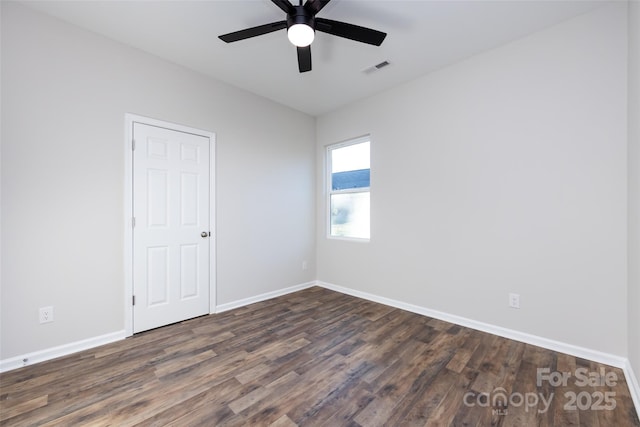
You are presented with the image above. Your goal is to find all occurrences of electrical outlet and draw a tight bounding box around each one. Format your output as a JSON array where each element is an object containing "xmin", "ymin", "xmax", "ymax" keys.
[
  {"xmin": 508, "ymin": 293, "xmax": 520, "ymax": 309},
  {"xmin": 302, "ymin": 260, "xmax": 308, "ymax": 270},
  {"xmin": 39, "ymin": 306, "xmax": 54, "ymax": 323}
]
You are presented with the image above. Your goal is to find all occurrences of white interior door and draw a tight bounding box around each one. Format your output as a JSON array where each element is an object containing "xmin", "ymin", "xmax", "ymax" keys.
[{"xmin": 132, "ymin": 122, "xmax": 211, "ymax": 333}]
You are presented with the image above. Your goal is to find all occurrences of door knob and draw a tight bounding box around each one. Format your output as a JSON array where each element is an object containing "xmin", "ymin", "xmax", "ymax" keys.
[{"xmin": 201, "ymin": 231, "xmax": 209, "ymax": 238}]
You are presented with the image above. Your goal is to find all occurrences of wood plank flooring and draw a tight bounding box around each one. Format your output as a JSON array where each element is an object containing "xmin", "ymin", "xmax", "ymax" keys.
[{"xmin": 1, "ymin": 287, "xmax": 639, "ymax": 426}]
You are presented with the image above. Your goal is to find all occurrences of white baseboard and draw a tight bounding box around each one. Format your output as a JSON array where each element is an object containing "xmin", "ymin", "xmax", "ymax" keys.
[
  {"xmin": 318, "ymin": 281, "xmax": 628, "ymax": 368},
  {"xmin": 624, "ymin": 360, "xmax": 640, "ymax": 419},
  {"xmin": 318, "ymin": 281, "xmax": 640, "ymax": 417},
  {"xmin": 2, "ymin": 281, "xmax": 638, "ymax": 419},
  {"xmin": 0, "ymin": 330, "xmax": 126, "ymax": 373},
  {"xmin": 0, "ymin": 281, "xmax": 317, "ymax": 374},
  {"xmin": 215, "ymin": 281, "xmax": 317, "ymax": 313}
]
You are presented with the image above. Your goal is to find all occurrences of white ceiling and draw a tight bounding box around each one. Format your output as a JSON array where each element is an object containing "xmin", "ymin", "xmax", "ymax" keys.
[{"xmin": 22, "ymin": 0, "xmax": 606, "ymax": 116}]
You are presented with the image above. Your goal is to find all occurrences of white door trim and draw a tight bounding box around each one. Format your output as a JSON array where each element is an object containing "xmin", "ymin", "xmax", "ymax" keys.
[{"xmin": 124, "ymin": 113, "xmax": 216, "ymax": 337}]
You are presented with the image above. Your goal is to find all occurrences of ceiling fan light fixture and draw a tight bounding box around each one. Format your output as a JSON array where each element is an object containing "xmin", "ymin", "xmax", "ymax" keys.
[{"xmin": 288, "ymin": 23, "xmax": 314, "ymax": 47}]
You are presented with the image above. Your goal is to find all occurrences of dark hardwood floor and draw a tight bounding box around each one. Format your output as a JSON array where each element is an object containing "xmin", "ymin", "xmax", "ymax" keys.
[{"xmin": 1, "ymin": 287, "xmax": 638, "ymax": 426}]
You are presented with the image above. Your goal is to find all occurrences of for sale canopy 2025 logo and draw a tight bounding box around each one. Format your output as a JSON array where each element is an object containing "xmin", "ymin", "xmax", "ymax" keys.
[{"xmin": 463, "ymin": 367, "xmax": 618, "ymax": 416}]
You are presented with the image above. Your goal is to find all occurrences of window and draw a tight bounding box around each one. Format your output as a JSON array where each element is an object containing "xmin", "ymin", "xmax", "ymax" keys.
[{"xmin": 327, "ymin": 137, "xmax": 370, "ymax": 240}]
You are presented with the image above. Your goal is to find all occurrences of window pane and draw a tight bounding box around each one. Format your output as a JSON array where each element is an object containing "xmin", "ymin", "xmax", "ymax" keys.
[
  {"xmin": 330, "ymin": 192, "xmax": 370, "ymax": 239},
  {"xmin": 331, "ymin": 141, "xmax": 370, "ymax": 173},
  {"xmin": 331, "ymin": 141, "xmax": 370, "ymax": 190}
]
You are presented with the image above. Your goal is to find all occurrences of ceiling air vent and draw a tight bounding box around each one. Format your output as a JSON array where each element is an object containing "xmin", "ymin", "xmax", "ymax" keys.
[{"xmin": 363, "ymin": 60, "xmax": 391, "ymax": 74}]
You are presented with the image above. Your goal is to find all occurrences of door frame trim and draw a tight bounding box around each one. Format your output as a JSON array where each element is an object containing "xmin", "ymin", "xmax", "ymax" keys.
[{"xmin": 124, "ymin": 113, "xmax": 216, "ymax": 337}]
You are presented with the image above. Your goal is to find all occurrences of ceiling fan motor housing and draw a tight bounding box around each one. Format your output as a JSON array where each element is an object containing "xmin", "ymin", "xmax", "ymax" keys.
[{"xmin": 287, "ymin": 5, "xmax": 315, "ymax": 30}]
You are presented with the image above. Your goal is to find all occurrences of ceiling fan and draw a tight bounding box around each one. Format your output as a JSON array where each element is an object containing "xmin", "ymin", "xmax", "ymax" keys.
[{"xmin": 218, "ymin": 0, "xmax": 387, "ymax": 73}]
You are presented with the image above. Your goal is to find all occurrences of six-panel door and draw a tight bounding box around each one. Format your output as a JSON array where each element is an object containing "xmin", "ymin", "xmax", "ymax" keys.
[{"xmin": 132, "ymin": 123, "xmax": 210, "ymax": 333}]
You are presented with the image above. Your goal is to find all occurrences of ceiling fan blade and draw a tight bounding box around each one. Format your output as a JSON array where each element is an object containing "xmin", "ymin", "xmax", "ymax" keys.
[
  {"xmin": 297, "ymin": 46, "xmax": 312, "ymax": 73},
  {"xmin": 315, "ymin": 18, "xmax": 386, "ymax": 46},
  {"xmin": 272, "ymin": 0, "xmax": 295, "ymax": 14},
  {"xmin": 304, "ymin": 0, "xmax": 330, "ymax": 15},
  {"xmin": 219, "ymin": 21, "xmax": 287, "ymax": 43}
]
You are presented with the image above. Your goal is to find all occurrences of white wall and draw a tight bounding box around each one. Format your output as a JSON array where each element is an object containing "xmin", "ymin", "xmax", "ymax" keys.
[
  {"xmin": 0, "ymin": 2, "xmax": 316, "ymax": 360},
  {"xmin": 629, "ymin": 0, "xmax": 640, "ymax": 389},
  {"xmin": 317, "ymin": 4, "xmax": 628, "ymax": 356}
]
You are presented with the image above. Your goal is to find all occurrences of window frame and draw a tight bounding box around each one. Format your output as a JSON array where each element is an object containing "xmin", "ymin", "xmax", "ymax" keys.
[{"xmin": 326, "ymin": 135, "xmax": 371, "ymax": 242}]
